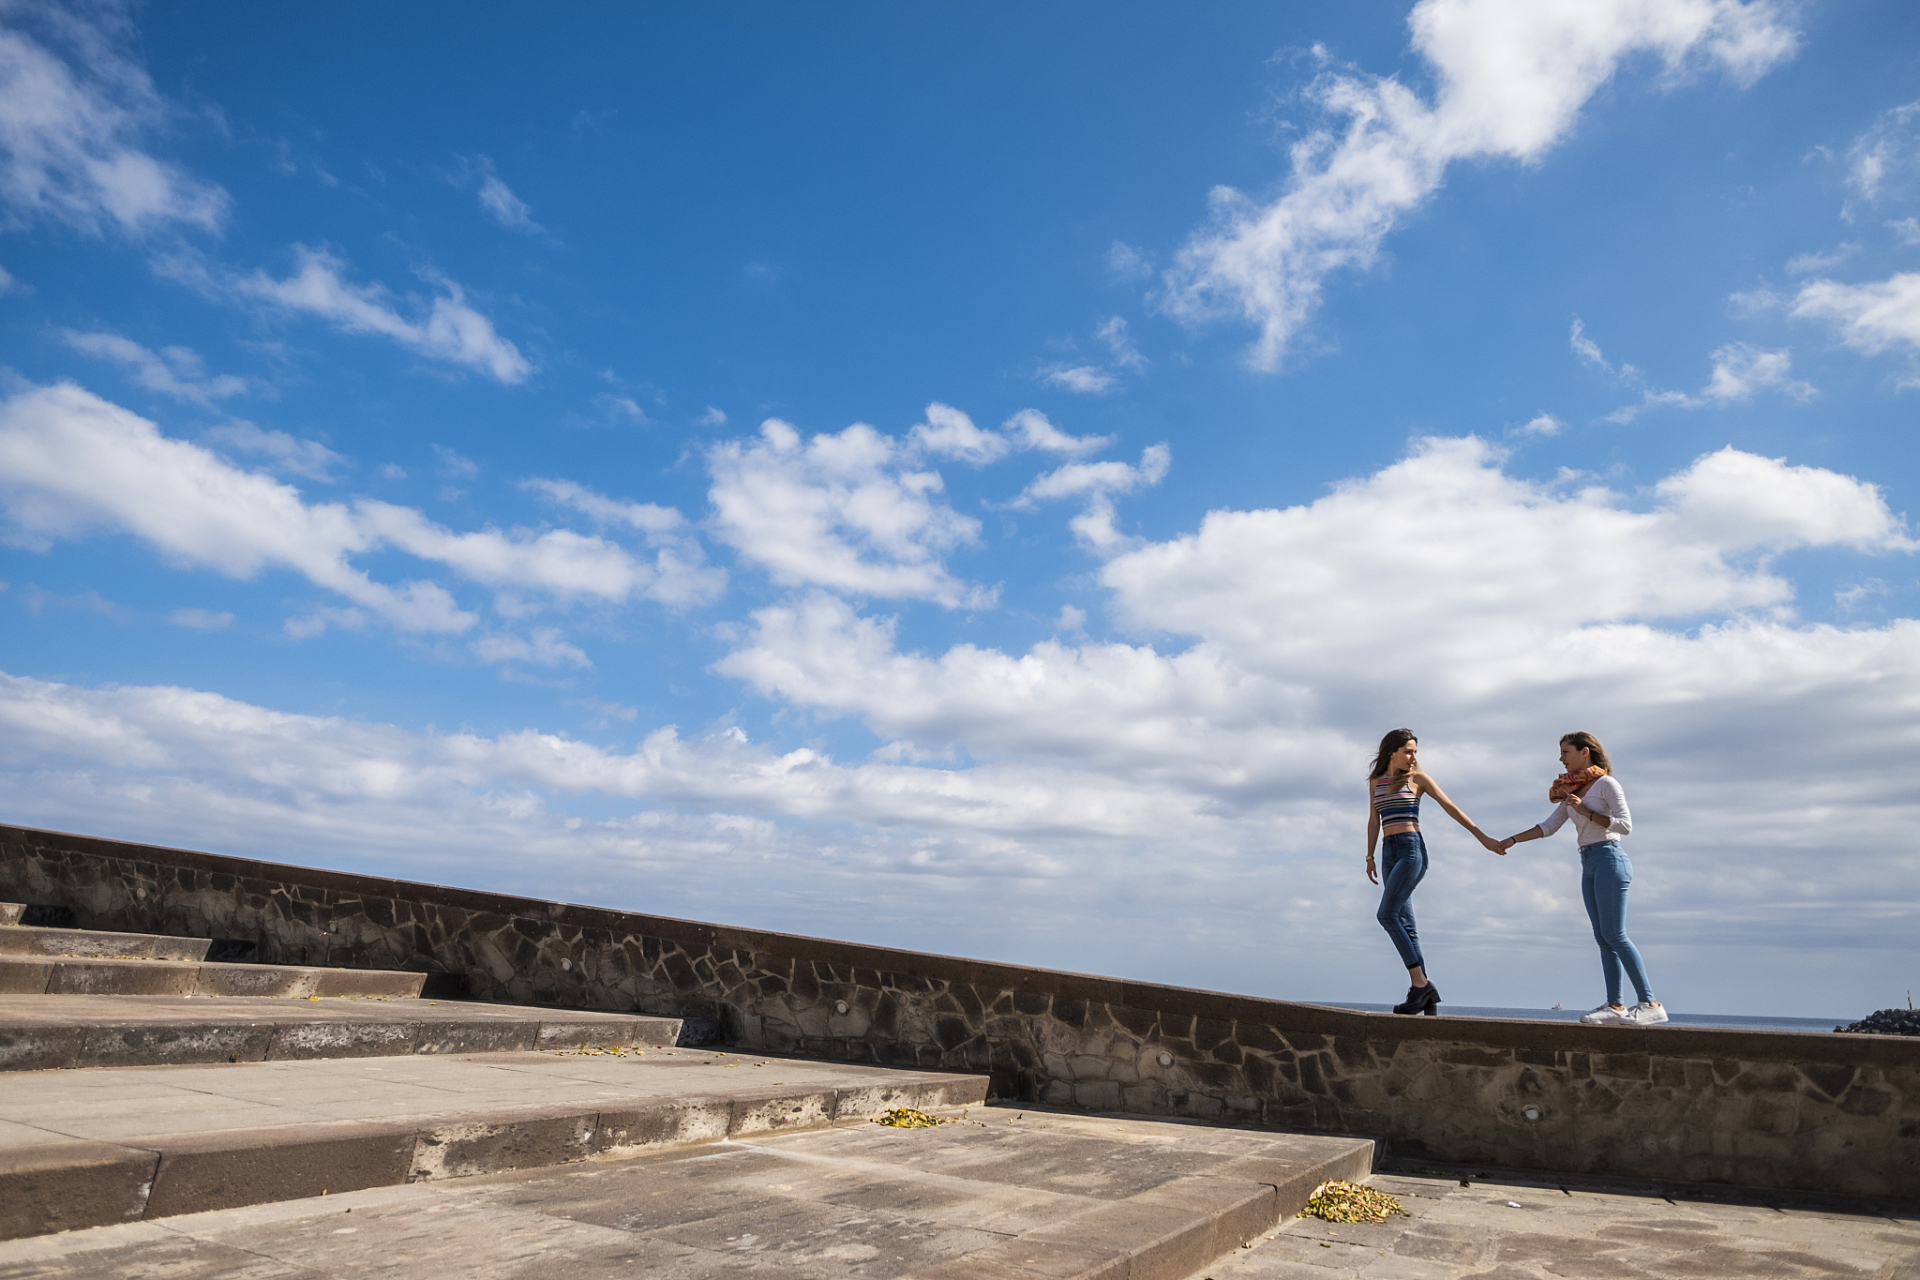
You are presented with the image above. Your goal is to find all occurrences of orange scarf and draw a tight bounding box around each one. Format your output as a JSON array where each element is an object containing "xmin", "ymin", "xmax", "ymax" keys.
[{"xmin": 1549, "ymin": 766, "xmax": 1607, "ymax": 803}]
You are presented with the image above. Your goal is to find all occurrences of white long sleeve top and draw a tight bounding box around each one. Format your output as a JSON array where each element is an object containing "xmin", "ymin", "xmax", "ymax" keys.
[{"xmin": 1538, "ymin": 774, "xmax": 1632, "ymax": 846}]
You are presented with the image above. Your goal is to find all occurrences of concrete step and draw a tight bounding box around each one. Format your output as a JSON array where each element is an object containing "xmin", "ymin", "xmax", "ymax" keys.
[
  {"xmin": 0, "ymin": 923, "xmax": 211, "ymax": 962},
  {"xmin": 0, "ymin": 955, "xmax": 428, "ymax": 999},
  {"xmin": 0, "ymin": 903, "xmax": 22, "ymax": 926},
  {"xmin": 0, "ymin": 995, "xmax": 683, "ymax": 1071},
  {"xmin": 0, "ymin": 1049, "xmax": 991, "ymax": 1240},
  {"xmin": 0, "ymin": 1104, "xmax": 1373, "ymax": 1276}
]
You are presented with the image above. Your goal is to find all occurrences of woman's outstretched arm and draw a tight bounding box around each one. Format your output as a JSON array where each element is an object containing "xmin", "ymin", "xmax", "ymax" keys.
[
  {"xmin": 1364, "ymin": 781, "xmax": 1381, "ymax": 885},
  {"xmin": 1414, "ymin": 774, "xmax": 1505, "ymax": 854}
]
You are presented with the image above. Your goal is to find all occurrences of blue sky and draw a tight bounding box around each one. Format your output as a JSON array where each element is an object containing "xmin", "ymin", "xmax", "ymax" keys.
[{"xmin": 2, "ymin": 0, "xmax": 1918, "ymax": 1018}]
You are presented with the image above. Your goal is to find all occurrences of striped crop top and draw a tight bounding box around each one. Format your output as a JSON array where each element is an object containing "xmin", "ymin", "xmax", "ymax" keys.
[{"xmin": 1373, "ymin": 775, "xmax": 1421, "ymax": 830}]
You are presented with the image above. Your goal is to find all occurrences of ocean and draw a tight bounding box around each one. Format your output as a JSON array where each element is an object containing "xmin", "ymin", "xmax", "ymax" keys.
[{"xmin": 1321, "ymin": 1003, "xmax": 1846, "ymax": 1033}]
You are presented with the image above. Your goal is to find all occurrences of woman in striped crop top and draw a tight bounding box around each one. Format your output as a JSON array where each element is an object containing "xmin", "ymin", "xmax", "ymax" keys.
[{"xmin": 1366, "ymin": 728, "xmax": 1506, "ymax": 1015}]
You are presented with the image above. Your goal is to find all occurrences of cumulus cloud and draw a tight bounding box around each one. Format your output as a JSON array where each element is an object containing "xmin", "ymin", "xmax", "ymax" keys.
[
  {"xmin": 1516, "ymin": 413, "xmax": 1564, "ymax": 437},
  {"xmin": 1015, "ymin": 444, "xmax": 1172, "ymax": 552},
  {"xmin": 706, "ymin": 417, "xmax": 992, "ymax": 607},
  {"xmin": 471, "ymin": 627, "xmax": 589, "ymax": 669},
  {"xmin": 1038, "ymin": 318, "xmax": 1149, "ymax": 394},
  {"xmin": 0, "ymin": 382, "xmax": 712, "ymax": 636},
  {"xmin": 1792, "ymin": 273, "xmax": 1920, "ymax": 358},
  {"xmin": 162, "ymin": 246, "xmax": 532, "ymax": 385},
  {"xmin": 1164, "ymin": 0, "xmax": 1797, "ymax": 369},
  {"xmin": 61, "ymin": 330, "xmax": 254, "ymax": 407},
  {"xmin": 522, "ymin": 478, "xmax": 727, "ymax": 608},
  {"xmin": 2, "ymin": 437, "xmax": 1915, "ymax": 1008},
  {"xmin": 0, "ymin": 7, "xmax": 228, "ymax": 234}
]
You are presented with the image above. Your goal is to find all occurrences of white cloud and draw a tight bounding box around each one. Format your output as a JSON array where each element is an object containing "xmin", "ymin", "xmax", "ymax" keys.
[
  {"xmin": 1792, "ymin": 273, "xmax": 1920, "ymax": 357},
  {"xmin": 0, "ymin": 11, "xmax": 228, "ymax": 235},
  {"xmin": 1003, "ymin": 409, "xmax": 1113, "ymax": 458},
  {"xmin": 595, "ymin": 393, "xmax": 647, "ymax": 424},
  {"xmin": 1164, "ymin": 0, "xmax": 1797, "ymax": 369},
  {"xmin": 907, "ymin": 402, "xmax": 1009, "ymax": 465},
  {"xmin": 1097, "ymin": 317, "xmax": 1147, "ymax": 372},
  {"xmin": 0, "ymin": 381, "xmax": 470, "ymax": 633},
  {"xmin": 524, "ymin": 478, "xmax": 684, "ymax": 537},
  {"xmin": 166, "ymin": 606, "xmax": 232, "ymax": 630},
  {"xmin": 1015, "ymin": 444, "xmax": 1172, "ymax": 552},
  {"xmin": 452, "ymin": 154, "xmax": 542, "ymax": 234},
  {"xmin": 472, "ymin": 627, "xmax": 590, "ymax": 669},
  {"xmin": 1889, "ymin": 217, "xmax": 1920, "ymax": 246},
  {"xmin": 1041, "ymin": 364, "xmax": 1115, "ymax": 395},
  {"xmin": 432, "ymin": 444, "xmax": 479, "ymax": 479},
  {"xmin": 2, "ymin": 437, "xmax": 1916, "ymax": 1010},
  {"xmin": 203, "ymin": 422, "xmax": 345, "ymax": 483},
  {"xmin": 522, "ymin": 478, "xmax": 726, "ymax": 608},
  {"xmin": 700, "ymin": 407, "xmax": 727, "ymax": 427},
  {"xmin": 62, "ymin": 330, "xmax": 254, "ymax": 407},
  {"xmin": 167, "ymin": 246, "xmax": 533, "ymax": 384},
  {"xmin": 1108, "ymin": 241, "xmax": 1153, "ymax": 280},
  {"xmin": 0, "ymin": 382, "xmax": 721, "ymax": 634},
  {"xmin": 1845, "ymin": 100, "xmax": 1920, "ymax": 209},
  {"xmin": 705, "ymin": 418, "xmax": 992, "ymax": 607},
  {"xmin": 1785, "ymin": 245, "xmax": 1857, "ymax": 276},
  {"xmin": 0, "ymin": 263, "xmax": 18, "ymax": 293},
  {"xmin": 1516, "ymin": 413, "xmax": 1563, "ymax": 437},
  {"xmin": 1573, "ymin": 320, "xmax": 1812, "ymax": 418}
]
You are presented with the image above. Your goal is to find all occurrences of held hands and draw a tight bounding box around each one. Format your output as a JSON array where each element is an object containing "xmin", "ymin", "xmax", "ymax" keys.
[{"xmin": 1474, "ymin": 830, "xmax": 1506, "ymax": 856}]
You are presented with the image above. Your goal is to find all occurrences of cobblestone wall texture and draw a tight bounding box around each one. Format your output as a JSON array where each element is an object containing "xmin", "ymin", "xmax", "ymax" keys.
[{"xmin": 4, "ymin": 823, "xmax": 1915, "ymax": 1198}]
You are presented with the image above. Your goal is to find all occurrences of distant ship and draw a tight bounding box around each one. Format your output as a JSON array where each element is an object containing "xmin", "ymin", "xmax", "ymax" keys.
[{"xmin": 1551, "ymin": 1003, "xmax": 1563, "ymax": 1010}]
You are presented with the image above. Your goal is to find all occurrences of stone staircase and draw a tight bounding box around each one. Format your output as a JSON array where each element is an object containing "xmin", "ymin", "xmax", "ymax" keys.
[{"xmin": 0, "ymin": 902, "xmax": 1377, "ymax": 1278}]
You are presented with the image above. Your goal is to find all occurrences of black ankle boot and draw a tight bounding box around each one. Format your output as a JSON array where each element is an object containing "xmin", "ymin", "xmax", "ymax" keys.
[{"xmin": 1393, "ymin": 982, "xmax": 1441, "ymax": 1015}]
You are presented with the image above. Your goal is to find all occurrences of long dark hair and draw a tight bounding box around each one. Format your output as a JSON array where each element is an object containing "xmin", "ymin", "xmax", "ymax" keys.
[
  {"xmin": 1560, "ymin": 731, "xmax": 1611, "ymax": 773},
  {"xmin": 1369, "ymin": 728, "xmax": 1416, "ymax": 779}
]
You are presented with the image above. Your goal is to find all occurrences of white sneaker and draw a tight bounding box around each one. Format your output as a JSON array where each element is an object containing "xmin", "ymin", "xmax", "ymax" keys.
[
  {"xmin": 1619, "ymin": 1002, "xmax": 1668, "ymax": 1026},
  {"xmin": 1579, "ymin": 1004, "xmax": 1625, "ymax": 1025}
]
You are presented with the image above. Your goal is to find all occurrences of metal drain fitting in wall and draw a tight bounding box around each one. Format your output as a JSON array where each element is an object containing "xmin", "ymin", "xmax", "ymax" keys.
[
  {"xmin": 1157, "ymin": 1052, "xmax": 1174, "ymax": 1067},
  {"xmin": 1523, "ymin": 1106, "xmax": 1541, "ymax": 1121},
  {"xmin": 834, "ymin": 1000, "xmax": 850, "ymax": 1015},
  {"xmin": 560, "ymin": 959, "xmax": 571, "ymax": 971}
]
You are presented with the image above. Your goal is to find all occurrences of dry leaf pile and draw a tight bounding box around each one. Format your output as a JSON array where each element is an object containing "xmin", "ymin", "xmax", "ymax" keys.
[
  {"xmin": 1298, "ymin": 1180, "xmax": 1407, "ymax": 1224},
  {"xmin": 873, "ymin": 1108, "xmax": 954, "ymax": 1129}
]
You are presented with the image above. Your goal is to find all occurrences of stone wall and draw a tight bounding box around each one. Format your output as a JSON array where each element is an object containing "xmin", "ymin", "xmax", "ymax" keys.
[{"xmin": 3, "ymin": 822, "xmax": 1915, "ymax": 1198}]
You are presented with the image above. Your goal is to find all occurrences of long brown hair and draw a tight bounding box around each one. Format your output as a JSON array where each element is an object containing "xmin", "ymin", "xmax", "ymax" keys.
[
  {"xmin": 1560, "ymin": 731, "xmax": 1611, "ymax": 773},
  {"xmin": 1369, "ymin": 728, "xmax": 1416, "ymax": 779}
]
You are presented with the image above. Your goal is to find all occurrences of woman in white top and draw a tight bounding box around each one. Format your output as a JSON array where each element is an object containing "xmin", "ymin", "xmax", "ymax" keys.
[{"xmin": 1502, "ymin": 732, "xmax": 1667, "ymax": 1027}]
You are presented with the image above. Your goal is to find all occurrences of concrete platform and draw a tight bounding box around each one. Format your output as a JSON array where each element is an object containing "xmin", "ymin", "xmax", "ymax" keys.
[
  {"xmin": 0, "ymin": 995, "xmax": 682, "ymax": 1070},
  {"xmin": 0, "ymin": 954, "xmax": 428, "ymax": 999},
  {"xmin": 1201, "ymin": 1166, "xmax": 1920, "ymax": 1278},
  {"xmin": 0, "ymin": 1048, "xmax": 990, "ymax": 1239},
  {"xmin": 0, "ymin": 921, "xmax": 211, "ymax": 961},
  {"xmin": 0, "ymin": 1108, "xmax": 1374, "ymax": 1278}
]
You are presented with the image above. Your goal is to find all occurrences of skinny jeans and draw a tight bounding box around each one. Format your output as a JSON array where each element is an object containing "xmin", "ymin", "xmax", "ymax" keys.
[
  {"xmin": 1375, "ymin": 831, "xmax": 1428, "ymax": 971},
  {"xmin": 1580, "ymin": 840, "xmax": 1655, "ymax": 1006}
]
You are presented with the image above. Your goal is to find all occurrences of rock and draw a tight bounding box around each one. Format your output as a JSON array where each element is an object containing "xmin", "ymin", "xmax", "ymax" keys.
[{"xmin": 1834, "ymin": 1008, "xmax": 1920, "ymax": 1036}]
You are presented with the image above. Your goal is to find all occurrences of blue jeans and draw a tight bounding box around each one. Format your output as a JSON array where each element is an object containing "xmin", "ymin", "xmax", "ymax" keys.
[
  {"xmin": 1581, "ymin": 841, "xmax": 1655, "ymax": 1005},
  {"xmin": 1376, "ymin": 831, "xmax": 1428, "ymax": 971}
]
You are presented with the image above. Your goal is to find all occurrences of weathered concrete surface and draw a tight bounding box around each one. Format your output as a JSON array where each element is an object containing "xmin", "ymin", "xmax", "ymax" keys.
[
  {"xmin": 0, "ymin": 1048, "xmax": 988, "ymax": 1238},
  {"xmin": 1200, "ymin": 1167, "xmax": 1920, "ymax": 1279},
  {"xmin": 0, "ymin": 994, "xmax": 681, "ymax": 1070},
  {"xmin": 0, "ymin": 902, "xmax": 23, "ymax": 925},
  {"xmin": 0, "ymin": 922, "xmax": 211, "ymax": 961},
  {"xmin": 0, "ymin": 953, "xmax": 429, "ymax": 999},
  {"xmin": 6, "ymin": 822, "xmax": 1918, "ymax": 1199},
  {"xmin": 0, "ymin": 1109, "xmax": 1374, "ymax": 1278}
]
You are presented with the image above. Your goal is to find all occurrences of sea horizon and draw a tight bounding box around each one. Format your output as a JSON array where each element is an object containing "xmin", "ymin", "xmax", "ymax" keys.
[{"xmin": 1319, "ymin": 1003, "xmax": 1848, "ymax": 1034}]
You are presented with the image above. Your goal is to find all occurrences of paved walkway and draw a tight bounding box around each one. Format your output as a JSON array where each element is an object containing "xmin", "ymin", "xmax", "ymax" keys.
[
  {"xmin": 0, "ymin": 1108, "xmax": 1370, "ymax": 1278},
  {"xmin": 1207, "ymin": 1167, "xmax": 1920, "ymax": 1280}
]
